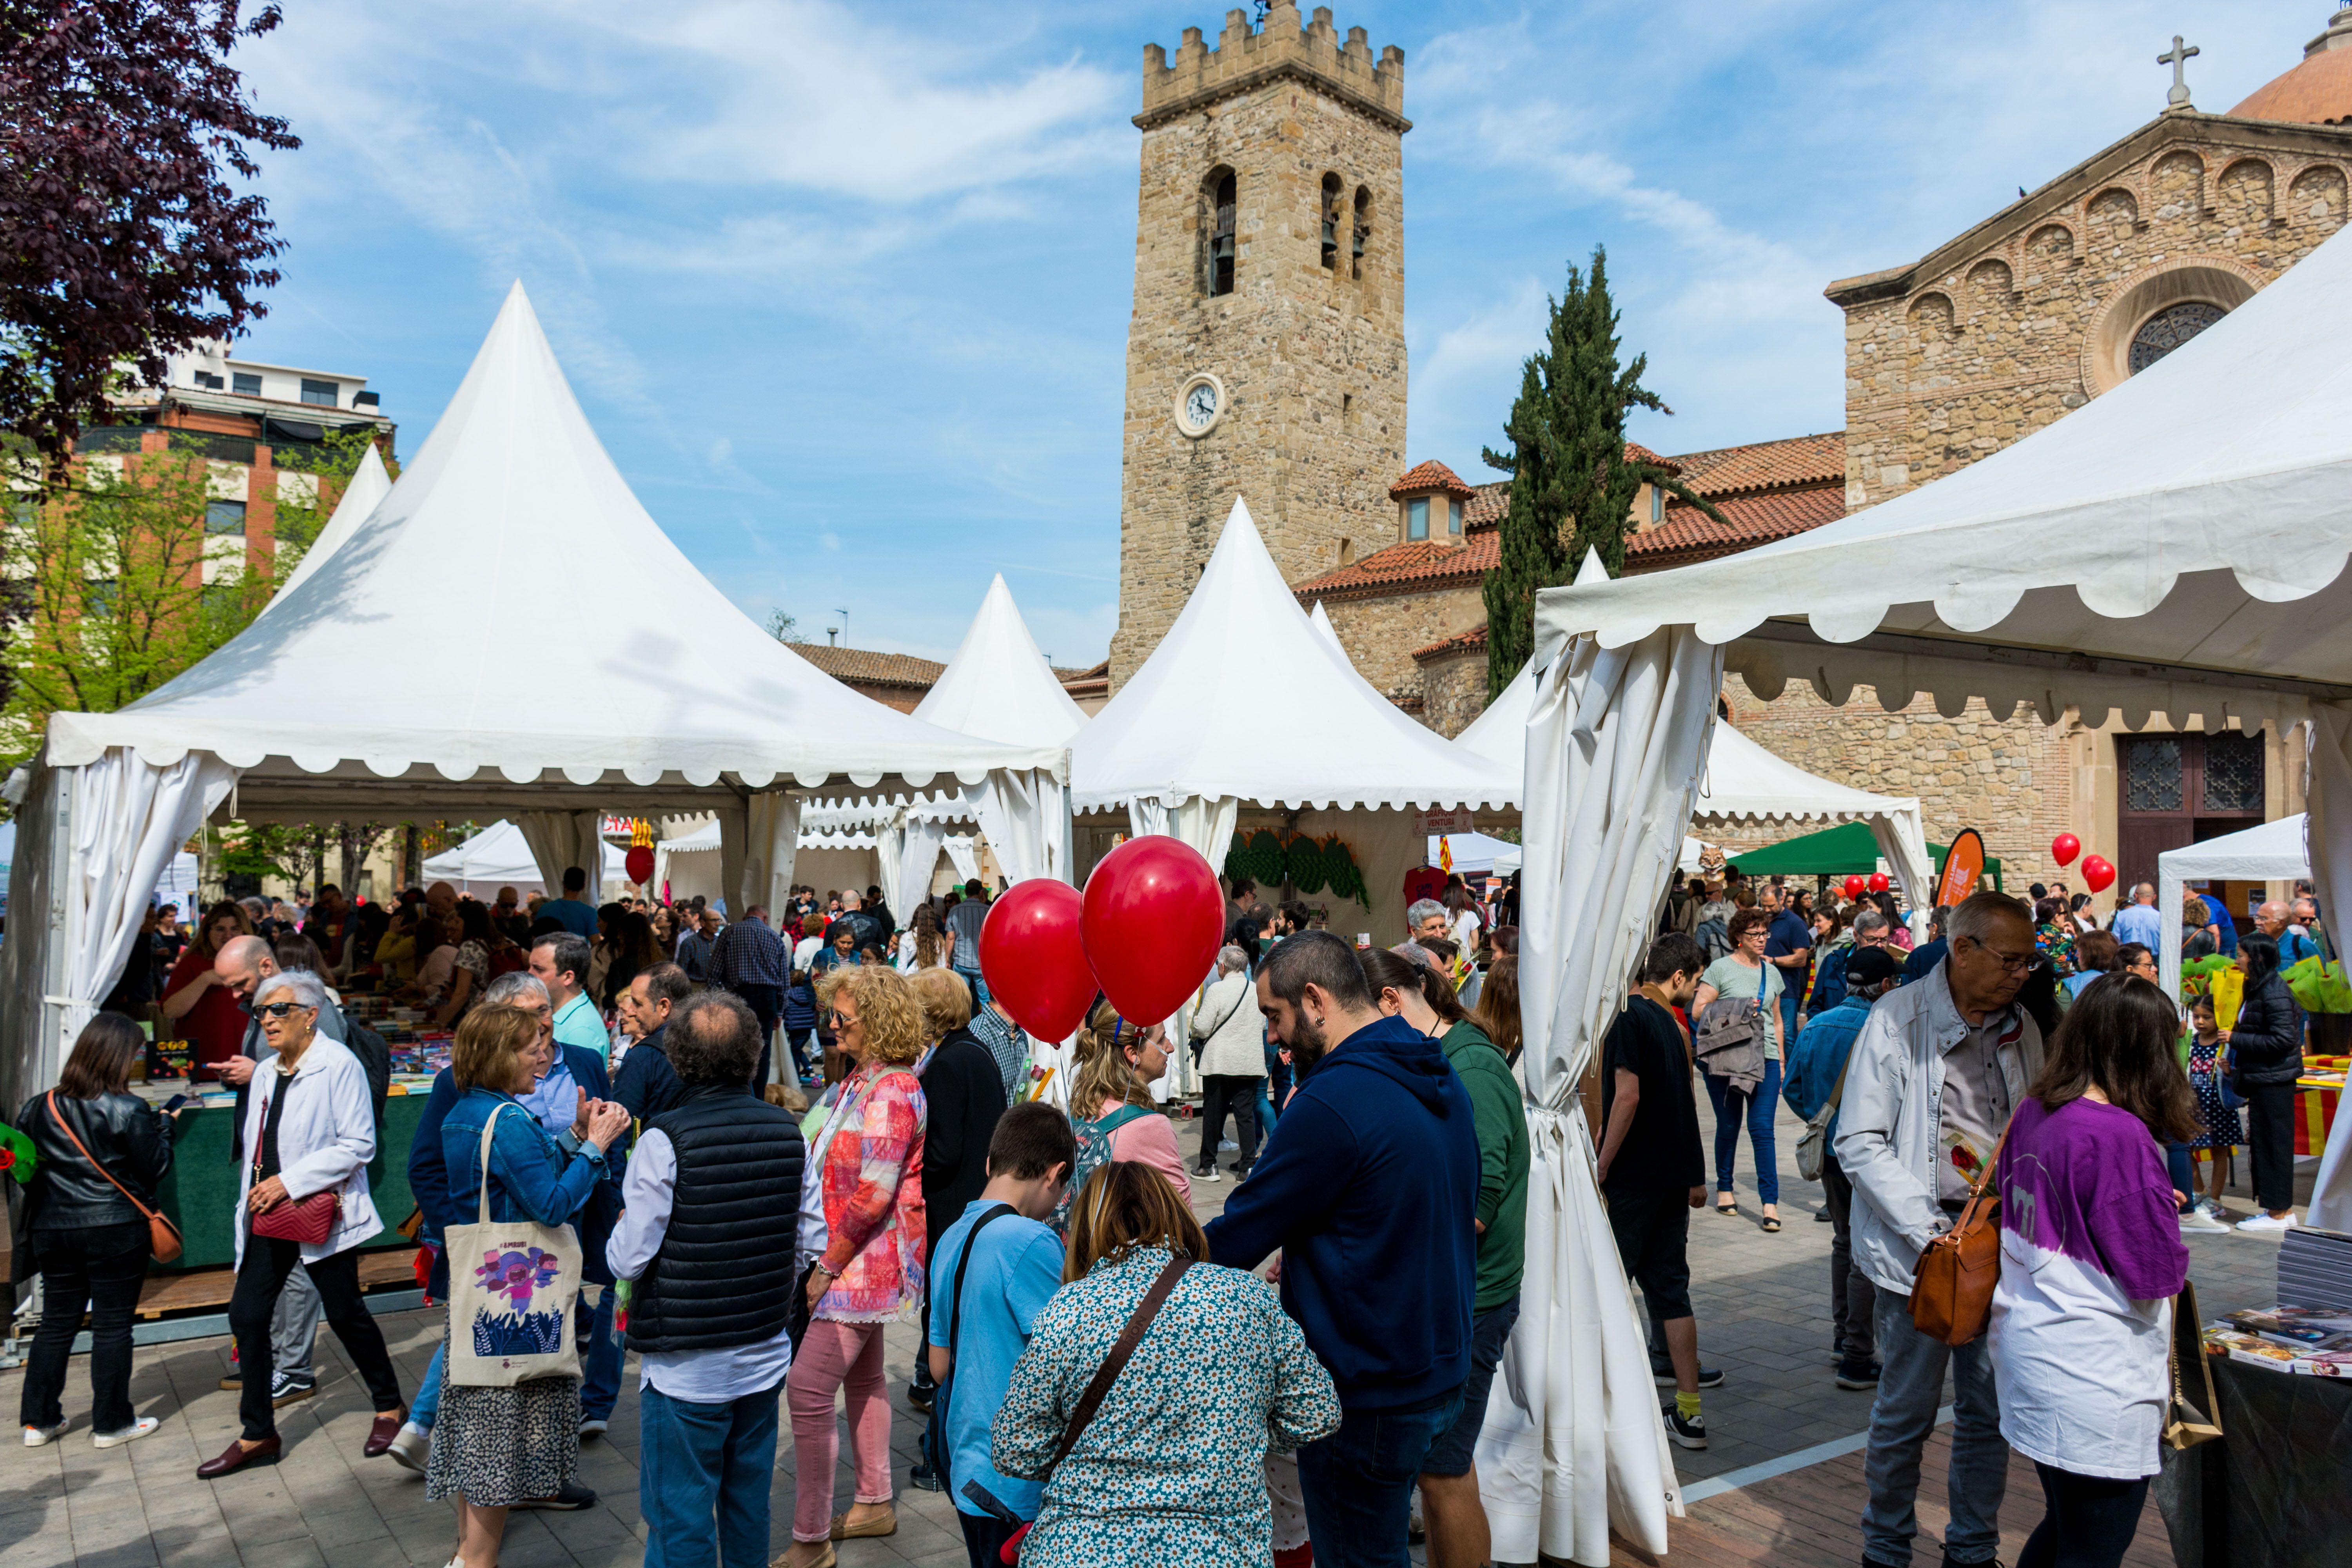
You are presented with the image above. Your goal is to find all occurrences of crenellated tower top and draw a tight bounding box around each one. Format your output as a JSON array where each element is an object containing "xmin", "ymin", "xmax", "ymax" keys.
[{"xmin": 1138, "ymin": 4, "xmax": 1408, "ymax": 133}]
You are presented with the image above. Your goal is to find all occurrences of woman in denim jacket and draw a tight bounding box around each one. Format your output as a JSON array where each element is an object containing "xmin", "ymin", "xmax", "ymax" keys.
[{"xmin": 431, "ymin": 1003, "xmax": 630, "ymax": 1568}]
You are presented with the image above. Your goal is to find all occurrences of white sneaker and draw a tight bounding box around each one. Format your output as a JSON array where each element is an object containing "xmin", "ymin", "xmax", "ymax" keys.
[
  {"xmin": 386, "ymin": 1423, "xmax": 431, "ymax": 1475},
  {"xmin": 2237, "ymin": 1210, "xmax": 2299, "ymax": 1233},
  {"xmin": 92, "ymin": 1417, "xmax": 158, "ymax": 1450},
  {"xmin": 2197, "ymin": 1197, "xmax": 2227, "ymax": 1218},
  {"xmin": 1194, "ymin": 1167, "xmax": 1221, "ymax": 1183},
  {"xmin": 2180, "ymin": 1207, "xmax": 2230, "ymax": 1232},
  {"xmin": 22, "ymin": 1421, "xmax": 65, "ymax": 1447}
]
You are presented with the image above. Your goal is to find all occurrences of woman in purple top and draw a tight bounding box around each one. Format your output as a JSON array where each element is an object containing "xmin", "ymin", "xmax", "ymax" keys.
[{"xmin": 1990, "ymin": 976, "xmax": 2196, "ymax": 1568}]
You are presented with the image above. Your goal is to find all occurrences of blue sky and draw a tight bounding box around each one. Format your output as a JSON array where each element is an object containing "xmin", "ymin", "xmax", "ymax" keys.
[{"xmin": 235, "ymin": 0, "xmax": 2319, "ymax": 665}]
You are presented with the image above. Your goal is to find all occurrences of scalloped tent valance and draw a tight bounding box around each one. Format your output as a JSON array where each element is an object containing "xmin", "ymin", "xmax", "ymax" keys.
[
  {"xmin": 43, "ymin": 283, "xmax": 1065, "ymax": 797},
  {"xmin": 1532, "ymin": 220, "xmax": 2352, "ymax": 733}
]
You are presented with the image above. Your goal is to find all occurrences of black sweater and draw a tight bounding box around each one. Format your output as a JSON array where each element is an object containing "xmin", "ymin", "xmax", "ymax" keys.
[
  {"xmin": 2229, "ymin": 973, "xmax": 2305, "ymax": 1089},
  {"xmin": 920, "ymin": 1030, "xmax": 1007, "ymax": 1241}
]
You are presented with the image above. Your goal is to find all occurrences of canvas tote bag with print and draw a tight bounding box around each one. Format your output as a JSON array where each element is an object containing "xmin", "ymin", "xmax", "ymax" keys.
[{"xmin": 446, "ymin": 1103, "xmax": 584, "ymax": 1387}]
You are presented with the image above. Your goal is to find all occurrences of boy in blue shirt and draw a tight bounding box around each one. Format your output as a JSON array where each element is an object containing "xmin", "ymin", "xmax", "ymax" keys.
[{"xmin": 926, "ymin": 1102, "xmax": 1074, "ymax": 1568}]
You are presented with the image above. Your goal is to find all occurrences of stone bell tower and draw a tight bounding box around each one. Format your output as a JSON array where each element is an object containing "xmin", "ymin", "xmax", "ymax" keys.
[{"xmin": 1108, "ymin": 4, "xmax": 1410, "ymax": 689}]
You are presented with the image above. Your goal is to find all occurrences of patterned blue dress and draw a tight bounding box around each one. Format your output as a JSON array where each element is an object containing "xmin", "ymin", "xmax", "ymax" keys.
[{"xmin": 993, "ymin": 1246, "xmax": 1341, "ymax": 1568}]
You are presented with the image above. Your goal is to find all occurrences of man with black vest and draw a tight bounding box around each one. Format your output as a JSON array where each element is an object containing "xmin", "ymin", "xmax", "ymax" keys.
[{"xmin": 607, "ymin": 990, "xmax": 806, "ymax": 1567}]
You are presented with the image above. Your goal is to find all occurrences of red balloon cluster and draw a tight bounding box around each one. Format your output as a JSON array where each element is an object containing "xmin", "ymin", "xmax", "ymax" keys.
[
  {"xmin": 624, "ymin": 844, "xmax": 655, "ymax": 886},
  {"xmin": 2080, "ymin": 855, "xmax": 2117, "ymax": 894},
  {"xmin": 1842, "ymin": 874, "xmax": 1867, "ymax": 899},
  {"xmin": 1867, "ymin": 872, "xmax": 1891, "ymax": 893},
  {"xmin": 976, "ymin": 835, "xmax": 1226, "ymax": 1043},
  {"xmin": 2050, "ymin": 832, "xmax": 2081, "ymax": 867}
]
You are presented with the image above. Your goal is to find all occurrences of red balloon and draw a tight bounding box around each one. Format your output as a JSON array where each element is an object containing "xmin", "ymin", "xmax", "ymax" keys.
[
  {"xmin": 624, "ymin": 844, "xmax": 654, "ymax": 885},
  {"xmin": 2080, "ymin": 855, "xmax": 2117, "ymax": 894},
  {"xmin": 1867, "ymin": 872, "xmax": 1891, "ymax": 893},
  {"xmin": 2051, "ymin": 832, "xmax": 2081, "ymax": 867},
  {"xmin": 979, "ymin": 880, "xmax": 1096, "ymax": 1043},
  {"xmin": 1082, "ymin": 835, "xmax": 1226, "ymax": 1027},
  {"xmin": 1842, "ymin": 874, "xmax": 1867, "ymax": 899}
]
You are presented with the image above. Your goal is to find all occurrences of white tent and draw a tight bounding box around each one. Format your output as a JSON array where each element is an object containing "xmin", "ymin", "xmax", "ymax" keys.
[
  {"xmin": 424, "ymin": 819, "xmax": 633, "ymax": 898},
  {"xmin": 261, "ymin": 443, "xmax": 394, "ymax": 615},
  {"xmin": 1462, "ymin": 650, "xmax": 1934, "ymax": 916},
  {"xmin": 1073, "ymin": 499, "xmax": 1512, "ymax": 962},
  {"xmin": 0, "ymin": 283, "xmax": 1066, "ymax": 1109},
  {"xmin": 1500, "ymin": 222, "xmax": 2352, "ymax": 1561},
  {"xmin": 1431, "ymin": 831, "xmax": 1521, "ymax": 876},
  {"xmin": 1308, "ymin": 599, "xmax": 1344, "ymax": 655},
  {"xmin": 2156, "ymin": 814, "xmax": 2311, "ymax": 1002}
]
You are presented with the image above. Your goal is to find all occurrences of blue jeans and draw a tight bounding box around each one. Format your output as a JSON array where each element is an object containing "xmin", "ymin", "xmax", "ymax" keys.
[
  {"xmin": 1702, "ymin": 1057, "xmax": 1782, "ymax": 1206},
  {"xmin": 2166, "ymin": 1141, "xmax": 2194, "ymax": 1212},
  {"xmin": 640, "ymin": 1377, "xmax": 785, "ymax": 1568},
  {"xmin": 954, "ymin": 965, "xmax": 989, "ymax": 1006},
  {"xmin": 1779, "ymin": 988, "xmax": 1802, "ymax": 1051},
  {"xmin": 413, "ymin": 1340, "xmax": 445, "ymax": 1428},
  {"xmin": 581, "ymin": 1287, "xmax": 622, "ymax": 1421},
  {"xmin": 1296, "ymin": 1389, "xmax": 1466, "ymax": 1568},
  {"xmin": 1863, "ymin": 1289, "xmax": 2005, "ymax": 1565}
]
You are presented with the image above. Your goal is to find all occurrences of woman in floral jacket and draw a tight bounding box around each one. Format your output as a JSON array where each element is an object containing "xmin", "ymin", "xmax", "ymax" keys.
[{"xmin": 781, "ymin": 964, "xmax": 929, "ymax": 1567}]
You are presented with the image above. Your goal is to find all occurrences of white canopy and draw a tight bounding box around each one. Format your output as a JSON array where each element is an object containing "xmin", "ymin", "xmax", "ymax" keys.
[
  {"xmin": 261, "ymin": 443, "xmax": 393, "ymax": 615},
  {"xmin": 2156, "ymin": 813, "xmax": 2311, "ymax": 1002},
  {"xmin": 1488, "ymin": 224, "xmax": 2352, "ymax": 1558},
  {"xmin": 1308, "ymin": 599, "xmax": 1343, "ymax": 655},
  {"xmin": 424, "ymin": 819, "xmax": 632, "ymax": 898},
  {"xmin": 2, "ymin": 283, "xmax": 1064, "ymax": 1111},
  {"xmin": 1432, "ymin": 831, "xmax": 1521, "ymax": 876}
]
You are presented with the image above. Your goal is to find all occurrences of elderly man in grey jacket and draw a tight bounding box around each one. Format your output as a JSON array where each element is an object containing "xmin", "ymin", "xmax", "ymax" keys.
[
  {"xmin": 1833, "ymin": 890, "xmax": 2044, "ymax": 1568},
  {"xmin": 1188, "ymin": 944, "xmax": 1265, "ymax": 1182}
]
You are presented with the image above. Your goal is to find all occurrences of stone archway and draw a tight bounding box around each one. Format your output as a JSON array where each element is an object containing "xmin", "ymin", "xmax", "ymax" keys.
[{"xmin": 2080, "ymin": 255, "xmax": 2268, "ymax": 395}]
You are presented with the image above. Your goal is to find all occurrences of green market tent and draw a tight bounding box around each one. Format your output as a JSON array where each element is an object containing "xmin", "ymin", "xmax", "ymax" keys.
[{"xmin": 1730, "ymin": 820, "xmax": 2004, "ymax": 891}]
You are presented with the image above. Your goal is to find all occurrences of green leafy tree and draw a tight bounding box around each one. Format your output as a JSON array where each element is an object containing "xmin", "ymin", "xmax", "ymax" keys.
[
  {"xmin": 267, "ymin": 427, "xmax": 398, "ymax": 582},
  {"xmin": 1480, "ymin": 246, "xmax": 1722, "ymax": 696}
]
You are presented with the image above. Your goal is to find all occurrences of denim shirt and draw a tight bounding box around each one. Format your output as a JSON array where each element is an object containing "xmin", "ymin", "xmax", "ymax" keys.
[{"xmin": 439, "ymin": 1086, "xmax": 605, "ymax": 1228}]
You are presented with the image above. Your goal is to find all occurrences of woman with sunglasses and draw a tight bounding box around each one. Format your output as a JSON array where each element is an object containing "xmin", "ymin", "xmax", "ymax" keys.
[
  {"xmin": 203, "ymin": 969, "xmax": 408, "ymax": 1478},
  {"xmin": 781, "ymin": 965, "xmax": 930, "ymax": 1568}
]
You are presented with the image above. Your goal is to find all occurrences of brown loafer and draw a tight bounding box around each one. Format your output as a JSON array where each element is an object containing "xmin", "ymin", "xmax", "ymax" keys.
[
  {"xmin": 363, "ymin": 1411, "xmax": 406, "ymax": 1458},
  {"xmin": 828, "ymin": 1506, "xmax": 896, "ymax": 1539},
  {"xmin": 196, "ymin": 1436, "xmax": 281, "ymax": 1478}
]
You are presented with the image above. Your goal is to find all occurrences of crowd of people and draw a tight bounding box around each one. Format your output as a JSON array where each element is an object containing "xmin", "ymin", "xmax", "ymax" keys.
[{"xmin": 18, "ymin": 850, "xmax": 2316, "ymax": 1568}]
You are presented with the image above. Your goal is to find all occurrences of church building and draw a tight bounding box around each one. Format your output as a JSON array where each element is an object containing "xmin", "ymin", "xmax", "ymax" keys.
[{"xmin": 1111, "ymin": 4, "xmax": 2352, "ymax": 892}]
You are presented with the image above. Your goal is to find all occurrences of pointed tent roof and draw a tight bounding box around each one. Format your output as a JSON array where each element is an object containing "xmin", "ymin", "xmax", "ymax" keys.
[
  {"xmin": 1072, "ymin": 499, "xmax": 1510, "ymax": 812},
  {"xmin": 911, "ymin": 574, "xmax": 1088, "ymax": 748},
  {"xmin": 1308, "ymin": 600, "xmax": 1344, "ymax": 655},
  {"xmin": 262, "ymin": 443, "xmax": 392, "ymax": 615},
  {"xmin": 47, "ymin": 285, "xmax": 1063, "ymax": 818}
]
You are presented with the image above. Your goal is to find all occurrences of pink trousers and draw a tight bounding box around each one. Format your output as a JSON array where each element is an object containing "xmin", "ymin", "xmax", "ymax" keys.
[{"xmin": 787, "ymin": 1318, "xmax": 894, "ymax": 1543}]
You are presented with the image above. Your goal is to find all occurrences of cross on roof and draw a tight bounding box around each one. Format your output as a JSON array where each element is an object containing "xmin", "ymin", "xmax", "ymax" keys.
[{"xmin": 2159, "ymin": 34, "xmax": 2200, "ymax": 109}]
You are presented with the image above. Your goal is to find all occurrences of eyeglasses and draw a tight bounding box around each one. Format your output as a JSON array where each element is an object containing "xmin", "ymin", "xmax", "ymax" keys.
[
  {"xmin": 1960, "ymin": 938, "xmax": 2036, "ymax": 975},
  {"xmin": 828, "ymin": 1009, "xmax": 859, "ymax": 1029},
  {"xmin": 257, "ymin": 1002, "xmax": 314, "ymax": 1020}
]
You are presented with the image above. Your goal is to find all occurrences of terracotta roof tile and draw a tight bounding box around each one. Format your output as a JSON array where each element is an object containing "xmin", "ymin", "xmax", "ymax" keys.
[
  {"xmin": 1623, "ymin": 442, "xmax": 1680, "ymax": 474},
  {"xmin": 1625, "ymin": 485, "xmax": 1847, "ymax": 567},
  {"xmin": 1668, "ymin": 432, "xmax": 1845, "ymax": 498},
  {"xmin": 1411, "ymin": 623, "xmax": 1488, "ymax": 662},
  {"xmin": 1464, "ymin": 481, "xmax": 1509, "ymax": 530},
  {"xmin": 786, "ymin": 643, "xmax": 945, "ymax": 689},
  {"xmin": 1389, "ymin": 459, "xmax": 1475, "ymax": 499},
  {"xmin": 1290, "ymin": 534, "xmax": 1496, "ymax": 602}
]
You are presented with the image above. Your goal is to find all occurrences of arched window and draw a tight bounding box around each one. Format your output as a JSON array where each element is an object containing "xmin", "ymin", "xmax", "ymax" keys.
[
  {"xmin": 1205, "ymin": 169, "xmax": 1238, "ymax": 297},
  {"xmin": 1351, "ymin": 187, "xmax": 1371, "ymax": 280},
  {"xmin": 2129, "ymin": 301, "xmax": 2226, "ymax": 374},
  {"xmin": 1320, "ymin": 174, "xmax": 1343, "ymax": 270}
]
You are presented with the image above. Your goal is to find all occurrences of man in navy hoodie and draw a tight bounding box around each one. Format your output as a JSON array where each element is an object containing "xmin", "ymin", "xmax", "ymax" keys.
[{"xmin": 1205, "ymin": 931, "xmax": 1480, "ymax": 1568}]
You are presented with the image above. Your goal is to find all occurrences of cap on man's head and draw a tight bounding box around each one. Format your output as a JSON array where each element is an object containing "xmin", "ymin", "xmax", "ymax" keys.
[{"xmin": 1845, "ymin": 947, "xmax": 1902, "ymax": 988}]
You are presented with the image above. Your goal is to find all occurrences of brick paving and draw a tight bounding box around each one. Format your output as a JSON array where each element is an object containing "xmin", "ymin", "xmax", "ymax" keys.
[{"xmin": 0, "ymin": 1100, "xmax": 2314, "ymax": 1566}]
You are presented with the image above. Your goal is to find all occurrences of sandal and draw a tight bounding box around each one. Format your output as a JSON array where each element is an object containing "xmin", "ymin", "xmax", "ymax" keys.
[
  {"xmin": 1714, "ymin": 1200, "xmax": 1737, "ymax": 1216},
  {"xmin": 1761, "ymin": 1214, "xmax": 1783, "ymax": 1232}
]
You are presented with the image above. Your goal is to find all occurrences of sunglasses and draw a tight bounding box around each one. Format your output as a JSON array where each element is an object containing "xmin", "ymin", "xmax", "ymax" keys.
[
  {"xmin": 828, "ymin": 1009, "xmax": 860, "ymax": 1029},
  {"xmin": 257, "ymin": 1001, "xmax": 314, "ymax": 1020}
]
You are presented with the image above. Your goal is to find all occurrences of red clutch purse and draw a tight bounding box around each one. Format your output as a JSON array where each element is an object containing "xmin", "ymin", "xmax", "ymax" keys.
[{"xmin": 251, "ymin": 1189, "xmax": 341, "ymax": 1244}]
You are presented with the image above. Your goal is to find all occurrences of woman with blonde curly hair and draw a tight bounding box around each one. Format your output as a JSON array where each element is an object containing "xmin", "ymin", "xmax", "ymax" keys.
[{"xmin": 782, "ymin": 965, "xmax": 930, "ymax": 1566}]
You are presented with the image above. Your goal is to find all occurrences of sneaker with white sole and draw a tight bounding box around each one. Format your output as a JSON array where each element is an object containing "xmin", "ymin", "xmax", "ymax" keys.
[
  {"xmin": 269, "ymin": 1370, "xmax": 315, "ymax": 1408},
  {"xmin": 2238, "ymin": 1210, "xmax": 2299, "ymax": 1233},
  {"xmin": 577, "ymin": 1418, "xmax": 608, "ymax": 1440},
  {"xmin": 1194, "ymin": 1167, "xmax": 1221, "ymax": 1183},
  {"xmin": 22, "ymin": 1421, "xmax": 65, "ymax": 1447},
  {"xmin": 2179, "ymin": 1207, "xmax": 2230, "ymax": 1233},
  {"xmin": 1663, "ymin": 1405, "xmax": 1708, "ymax": 1449},
  {"xmin": 385, "ymin": 1423, "xmax": 430, "ymax": 1475},
  {"xmin": 92, "ymin": 1417, "xmax": 158, "ymax": 1451}
]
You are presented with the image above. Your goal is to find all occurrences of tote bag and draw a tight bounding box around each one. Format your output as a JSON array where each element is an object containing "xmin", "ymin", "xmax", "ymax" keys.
[{"xmin": 445, "ymin": 1103, "xmax": 584, "ymax": 1387}]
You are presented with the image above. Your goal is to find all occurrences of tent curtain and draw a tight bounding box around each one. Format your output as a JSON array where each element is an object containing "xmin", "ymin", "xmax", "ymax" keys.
[
  {"xmin": 978, "ymin": 768, "xmax": 1074, "ymax": 887},
  {"xmin": 517, "ymin": 810, "xmax": 606, "ymax": 902},
  {"xmin": 944, "ymin": 834, "xmax": 980, "ymax": 886},
  {"xmin": 2305, "ymin": 708, "xmax": 2352, "ymax": 1232},
  {"xmin": 876, "ymin": 809, "xmax": 906, "ymax": 926},
  {"xmin": 1864, "ymin": 809, "xmax": 1936, "ymax": 938},
  {"xmin": 1476, "ymin": 629, "xmax": 1719, "ymax": 1564},
  {"xmin": 896, "ymin": 813, "xmax": 949, "ymax": 922},
  {"xmin": 64, "ymin": 747, "xmax": 240, "ymax": 1050},
  {"xmin": 745, "ymin": 791, "xmax": 800, "ymax": 916}
]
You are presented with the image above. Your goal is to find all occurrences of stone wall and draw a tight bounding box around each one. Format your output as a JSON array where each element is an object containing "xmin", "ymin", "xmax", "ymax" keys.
[
  {"xmin": 1111, "ymin": 4, "xmax": 1409, "ymax": 688},
  {"xmin": 1416, "ymin": 643, "xmax": 1490, "ymax": 738},
  {"xmin": 1838, "ymin": 117, "xmax": 2352, "ymax": 509},
  {"xmin": 1317, "ymin": 579, "xmax": 1478, "ymax": 707}
]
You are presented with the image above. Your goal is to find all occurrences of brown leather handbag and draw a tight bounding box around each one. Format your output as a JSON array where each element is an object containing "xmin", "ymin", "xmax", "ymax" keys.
[
  {"xmin": 1908, "ymin": 1123, "xmax": 2010, "ymax": 1346},
  {"xmin": 46, "ymin": 1091, "xmax": 183, "ymax": 1264}
]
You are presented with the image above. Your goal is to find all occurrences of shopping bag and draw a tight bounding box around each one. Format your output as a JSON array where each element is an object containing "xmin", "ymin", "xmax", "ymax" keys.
[{"xmin": 445, "ymin": 1104, "xmax": 583, "ymax": 1387}]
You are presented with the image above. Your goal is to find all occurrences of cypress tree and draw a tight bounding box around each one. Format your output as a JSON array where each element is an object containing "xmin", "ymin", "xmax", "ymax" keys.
[{"xmin": 1481, "ymin": 246, "xmax": 1722, "ymax": 697}]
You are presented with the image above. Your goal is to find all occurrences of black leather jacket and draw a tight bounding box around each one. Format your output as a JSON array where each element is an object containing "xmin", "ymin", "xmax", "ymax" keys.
[
  {"xmin": 2229, "ymin": 973, "xmax": 2307, "ymax": 1090},
  {"xmin": 16, "ymin": 1089, "xmax": 173, "ymax": 1230}
]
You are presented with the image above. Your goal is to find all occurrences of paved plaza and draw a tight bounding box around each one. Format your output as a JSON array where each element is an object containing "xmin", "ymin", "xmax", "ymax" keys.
[{"xmin": 0, "ymin": 1097, "xmax": 2304, "ymax": 1567}]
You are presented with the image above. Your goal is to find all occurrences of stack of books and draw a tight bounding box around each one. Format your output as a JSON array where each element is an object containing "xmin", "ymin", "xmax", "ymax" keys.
[{"xmin": 2202, "ymin": 1306, "xmax": 2352, "ymax": 1375}]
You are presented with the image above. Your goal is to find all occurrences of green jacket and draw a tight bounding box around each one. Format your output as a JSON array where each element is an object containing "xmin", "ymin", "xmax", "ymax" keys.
[{"xmin": 1443, "ymin": 1019, "xmax": 1530, "ymax": 1314}]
